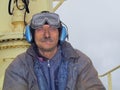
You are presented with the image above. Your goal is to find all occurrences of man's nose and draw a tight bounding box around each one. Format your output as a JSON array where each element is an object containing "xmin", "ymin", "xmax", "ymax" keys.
[{"xmin": 44, "ymin": 29, "xmax": 50, "ymax": 38}]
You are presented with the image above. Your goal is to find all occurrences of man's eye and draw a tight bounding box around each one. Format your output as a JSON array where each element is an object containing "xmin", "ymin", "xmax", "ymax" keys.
[{"xmin": 49, "ymin": 26, "xmax": 57, "ymax": 31}]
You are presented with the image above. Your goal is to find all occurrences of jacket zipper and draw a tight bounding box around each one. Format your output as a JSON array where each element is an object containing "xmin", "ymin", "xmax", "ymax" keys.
[
  {"xmin": 48, "ymin": 60, "xmax": 50, "ymax": 67},
  {"xmin": 48, "ymin": 60, "xmax": 52, "ymax": 90}
]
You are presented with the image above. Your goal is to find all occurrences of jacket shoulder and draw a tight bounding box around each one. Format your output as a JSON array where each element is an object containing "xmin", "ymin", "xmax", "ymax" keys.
[
  {"xmin": 72, "ymin": 49, "xmax": 95, "ymax": 73},
  {"xmin": 75, "ymin": 49, "xmax": 91, "ymax": 64}
]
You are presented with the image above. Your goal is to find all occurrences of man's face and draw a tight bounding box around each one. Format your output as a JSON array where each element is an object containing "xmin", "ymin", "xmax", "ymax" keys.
[{"xmin": 34, "ymin": 25, "xmax": 59, "ymax": 52}]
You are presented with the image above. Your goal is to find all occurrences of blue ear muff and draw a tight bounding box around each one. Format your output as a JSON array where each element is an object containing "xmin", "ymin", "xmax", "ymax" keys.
[
  {"xmin": 60, "ymin": 26, "xmax": 68, "ymax": 44},
  {"xmin": 25, "ymin": 25, "xmax": 32, "ymax": 43}
]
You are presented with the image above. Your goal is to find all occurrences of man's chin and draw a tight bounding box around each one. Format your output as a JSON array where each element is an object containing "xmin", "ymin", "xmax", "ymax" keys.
[{"xmin": 39, "ymin": 46, "xmax": 57, "ymax": 52}]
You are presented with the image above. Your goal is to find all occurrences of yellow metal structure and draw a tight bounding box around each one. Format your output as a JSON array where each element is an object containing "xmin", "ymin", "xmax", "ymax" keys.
[{"xmin": 0, "ymin": 0, "xmax": 65, "ymax": 89}]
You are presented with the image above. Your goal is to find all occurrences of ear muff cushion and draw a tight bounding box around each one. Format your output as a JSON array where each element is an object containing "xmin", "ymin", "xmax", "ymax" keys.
[
  {"xmin": 25, "ymin": 25, "xmax": 32, "ymax": 43},
  {"xmin": 60, "ymin": 26, "xmax": 68, "ymax": 43}
]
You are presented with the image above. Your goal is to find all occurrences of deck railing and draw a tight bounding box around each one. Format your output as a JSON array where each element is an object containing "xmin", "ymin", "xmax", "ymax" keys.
[{"xmin": 99, "ymin": 65, "xmax": 120, "ymax": 90}]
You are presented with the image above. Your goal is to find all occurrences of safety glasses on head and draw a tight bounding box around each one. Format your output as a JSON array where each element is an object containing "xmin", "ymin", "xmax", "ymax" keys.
[{"xmin": 30, "ymin": 12, "xmax": 61, "ymax": 29}]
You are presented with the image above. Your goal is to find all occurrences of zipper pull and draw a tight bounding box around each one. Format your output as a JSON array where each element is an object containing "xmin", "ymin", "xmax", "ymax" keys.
[{"xmin": 48, "ymin": 60, "xmax": 50, "ymax": 67}]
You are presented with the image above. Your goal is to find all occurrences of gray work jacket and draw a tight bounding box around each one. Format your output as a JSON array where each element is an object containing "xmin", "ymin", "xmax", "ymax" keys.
[{"xmin": 3, "ymin": 41, "xmax": 106, "ymax": 90}]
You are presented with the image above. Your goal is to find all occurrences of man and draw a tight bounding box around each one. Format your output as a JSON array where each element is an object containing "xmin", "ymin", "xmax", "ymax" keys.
[{"xmin": 3, "ymin": 11, "xmax": 106, "ymax": 90}]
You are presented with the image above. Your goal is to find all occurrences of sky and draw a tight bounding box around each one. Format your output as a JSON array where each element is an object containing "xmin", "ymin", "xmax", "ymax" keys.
[{"xmin": 55, "ymin": 0, "xmax": 120, "ymax": 89}]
